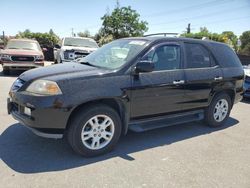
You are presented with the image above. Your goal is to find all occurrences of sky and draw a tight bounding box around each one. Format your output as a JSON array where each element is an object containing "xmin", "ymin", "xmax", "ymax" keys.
[{"xmin": 1, "ymin": 0, "xmax": 250, "ymax": 37}]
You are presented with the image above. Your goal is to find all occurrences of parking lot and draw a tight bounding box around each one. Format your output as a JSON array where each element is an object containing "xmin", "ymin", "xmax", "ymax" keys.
[{"xmin": 0, "ymin": 65, "xmax": 250, "ymax": 188}]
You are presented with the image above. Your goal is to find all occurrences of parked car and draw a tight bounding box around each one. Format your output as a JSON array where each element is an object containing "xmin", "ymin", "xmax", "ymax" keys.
[
  {"xmin": 7, "ymin": 37, "xmax": 244, "ymax": 157},
  {"xmin": 54, "ymin": 37, "xmax": 98, "ymax": 64},
  {"xmin": 243, "ymin": 65, "xmax": 250, "ymax": 98},
  {"xmin": 0, "ymin": 39, "xmax": 44, "ymax": 75}
]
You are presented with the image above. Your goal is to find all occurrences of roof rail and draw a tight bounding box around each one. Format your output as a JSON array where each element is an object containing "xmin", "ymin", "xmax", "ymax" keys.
[{"xmin": 144, "ymin": 33, "xmax": 179, "ymax": 37}]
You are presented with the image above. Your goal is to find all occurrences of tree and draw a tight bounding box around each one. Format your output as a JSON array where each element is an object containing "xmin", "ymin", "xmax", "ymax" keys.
[
  {"xmin": 239, "ymin": 31, "xmax": 250, "ymax": 56},
  {"xmin": 77, "ymin": 30, "xmax": 92, "ymax": 38},
  {"xmin": 221, "ymin": 31, "xmax": 238, "ymax": 51},
  {"xmin": 16, "ymin": 29, "xmax": 60, "ymax": 48},
  {"xmin": 100, "ymin": 3, "xmax": 148, "ymax": 40},
  {"xmin": 181, "ymin": 28, "xmax": 239, "ymax": 51}
]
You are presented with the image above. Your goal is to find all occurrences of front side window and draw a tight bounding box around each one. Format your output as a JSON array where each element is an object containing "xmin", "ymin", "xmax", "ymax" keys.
[
  {"xmin": 185, "ymin": 43, "xmax": 214, "ymax": 68},
  {"xmin": 143, "ymin": 45, "xmax": 181, "ymax": 71}
]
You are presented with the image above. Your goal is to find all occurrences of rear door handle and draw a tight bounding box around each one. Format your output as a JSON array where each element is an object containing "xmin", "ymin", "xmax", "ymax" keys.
[
  {"xmin": 173, "ymin": 80, "xmax": 185, "ymax": 85},
  {"xmin": 214, "ymin": 76, "xmax": 223, "ymax": 81}
]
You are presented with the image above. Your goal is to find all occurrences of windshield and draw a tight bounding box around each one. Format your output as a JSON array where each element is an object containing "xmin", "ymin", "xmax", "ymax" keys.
[
  {"xmin": 63, "ymin": 38, "xmax": 98, "ymax": 48},
  {"xmin": 80, "ymin": 39, "xmax": 147, "ymax": 69},
  {"xmin": 6, "ymin": 40, "xmax": 41, "ymax": 51}
]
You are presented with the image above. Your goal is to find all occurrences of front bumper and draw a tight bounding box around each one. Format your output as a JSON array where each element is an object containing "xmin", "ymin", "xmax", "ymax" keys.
[
  {"xmin": 3, "ymin": 61, "xmax": 44, "ymax": 70},
  {"xmin": 243, "ymin": 81, "xmax": 250, "ymax": 98},
  {"xmin": 7, "ymin": 92, "xmax": 71, "ymax": 138}
]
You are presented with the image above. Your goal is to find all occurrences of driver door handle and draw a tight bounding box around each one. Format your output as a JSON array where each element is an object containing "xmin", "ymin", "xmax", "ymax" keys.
[
  {"xmin": 173, "ymin": 80, "xmax": 185, "ymax": 85},
  {"xmin": 214, "ymin": 76, "xmax": 223, "ymax": 81}
]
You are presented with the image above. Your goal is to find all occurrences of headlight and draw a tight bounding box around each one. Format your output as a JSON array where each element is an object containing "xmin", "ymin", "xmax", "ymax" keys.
[
  {"xmin": 1, "ymin": 54, "xmax": 11, "ymax": 61},
  {"xmin": 26, "ymin": 80, "xmax": 62, "ymax": 95},
  {"xmin": 35, "ymin": 55, "xmax": 44, "ymax": 61},
  {"xmin": 244, "ymin": 69, "xmax": 250, "ymax": 77}
]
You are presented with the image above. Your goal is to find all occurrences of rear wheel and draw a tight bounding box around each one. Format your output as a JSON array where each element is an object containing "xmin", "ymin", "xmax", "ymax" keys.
[
  {"xmin": 205, "ymin": 93, "xmax": 232, "ymax": 127},
  {"xmin": 67, "ymin": 104, "xmax": 122, "ymax": 157}
]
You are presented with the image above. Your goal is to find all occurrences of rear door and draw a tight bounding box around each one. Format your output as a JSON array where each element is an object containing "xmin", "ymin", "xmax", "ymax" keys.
[{"xmin": 182, "ymin": 42, "xmax": 223, "ymax": 110}]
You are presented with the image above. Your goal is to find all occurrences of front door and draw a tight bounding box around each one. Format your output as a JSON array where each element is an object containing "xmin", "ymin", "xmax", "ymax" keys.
[{"xmin": 130, "ymin": 43, "xmax": 186, "ymax": 119}]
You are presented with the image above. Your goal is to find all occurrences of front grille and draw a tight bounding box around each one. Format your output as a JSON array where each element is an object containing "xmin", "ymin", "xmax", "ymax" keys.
[
  {"xmin": 64, "ymin": 50, "xmax": 89, "ymax": 60},
  {"xmin": 11, "ymin": 78, "xmax": 25, "ymax": 91},
  {"xmin": 75, "ymin": 52, "xmax": 89, "ymax": 56},
  {"xmin": 11, "ymin": 56, "xmax": 35, "ymax": 62}
]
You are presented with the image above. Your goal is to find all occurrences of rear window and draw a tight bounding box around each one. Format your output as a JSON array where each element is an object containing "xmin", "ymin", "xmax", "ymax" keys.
[{"xmin": 210, "ymin": 43, "xmax": 242, "ymax": 68}]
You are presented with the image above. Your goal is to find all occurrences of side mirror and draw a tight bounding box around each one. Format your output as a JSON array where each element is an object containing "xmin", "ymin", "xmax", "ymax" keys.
[
  {"xmin": 134, "ymin": 60, "xmax": 154, "ymax": 73},
  {"xmin": 54, "ymin": 44, "xmax": 61, "ymax": 49}
]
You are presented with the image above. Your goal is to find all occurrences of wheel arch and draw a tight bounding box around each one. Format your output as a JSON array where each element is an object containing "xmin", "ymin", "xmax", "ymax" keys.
[
  {"xmin": 209, "ymin": 87, "xmax": 235, "ymax": 106},
  {"xmin": 65, "ymin": 98, "xmax": 129, "ymax": 135}
]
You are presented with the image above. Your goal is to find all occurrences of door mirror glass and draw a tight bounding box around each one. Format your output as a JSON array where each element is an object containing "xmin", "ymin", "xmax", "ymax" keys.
[{"xmin": 135, "ymin": 60, "xmax": 154, "ymax": 73}]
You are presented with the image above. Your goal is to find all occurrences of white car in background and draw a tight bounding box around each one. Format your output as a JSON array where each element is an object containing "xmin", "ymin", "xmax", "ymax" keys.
[{"xmin": 54, "ymin": 37, "xmax": 98, "ymax": 64}]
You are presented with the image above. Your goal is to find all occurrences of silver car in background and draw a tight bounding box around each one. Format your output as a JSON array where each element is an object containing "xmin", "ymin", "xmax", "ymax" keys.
[{"xmin": 54, "ymin": 37, "xmax": 98, "ymax": 64}]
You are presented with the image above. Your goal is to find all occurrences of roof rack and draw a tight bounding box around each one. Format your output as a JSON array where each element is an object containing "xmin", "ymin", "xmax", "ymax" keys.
[{"xmin": 144, "ymin": 33, "xmax": 179, "ymax": 37}]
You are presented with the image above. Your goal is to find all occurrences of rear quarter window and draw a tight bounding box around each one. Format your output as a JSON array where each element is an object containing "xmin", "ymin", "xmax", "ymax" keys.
[{"xmin": 210, "ymin": 43, "xmax": 242, "ymax": 68}]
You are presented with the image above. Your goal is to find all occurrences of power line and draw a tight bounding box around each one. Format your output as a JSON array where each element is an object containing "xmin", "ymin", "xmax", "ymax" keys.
[
  {"xmin": 142, "ymin": 0, "xmax": 234, "ymax": 18},
  {"xmin": 157, "ymin": 15, "xmax": 250, "ymax": 32},
  {"xmin": 149, "ymin": 5, "xmax": 249, "ymax": 26}
]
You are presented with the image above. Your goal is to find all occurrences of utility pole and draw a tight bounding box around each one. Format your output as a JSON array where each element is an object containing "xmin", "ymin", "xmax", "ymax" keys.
[
  {"xmin": 71, "ymin": 28, "xmax": 74, "ymax": 37},
  {"xmin": 187, "ymin": 23, "xmax": 191, "ymax": 34},
  {"xmin": 3, "ymin": 31, "xmax": 5, "ymax": 45}
]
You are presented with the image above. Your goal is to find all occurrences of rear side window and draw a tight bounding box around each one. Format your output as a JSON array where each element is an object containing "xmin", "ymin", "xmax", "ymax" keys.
[
  {"xmin": 210, "ymin": 43, "xmax": 242, "ymax": 67},
  {"xmin": 185, "ymin": 43, "xmax": 215, "ymax": 68}
]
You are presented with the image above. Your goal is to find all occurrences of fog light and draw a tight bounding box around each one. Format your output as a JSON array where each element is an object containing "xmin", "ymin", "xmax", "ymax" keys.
[{"xmin": 24, "ymin": 107, "xmax": 31, "ymax": 116}]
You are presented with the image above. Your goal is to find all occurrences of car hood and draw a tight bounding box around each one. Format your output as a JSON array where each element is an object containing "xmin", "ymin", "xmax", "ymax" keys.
[
  {"xmin": 62, "ymin": 46, "xmax": 98, "ymax": 53},
  {"xmin": 1, "ymin": 49, "xmax": 43, "ymax": 56},
  {"xmin": 19, "ymin": 62, "xmax": 111, "ymax": 82}
]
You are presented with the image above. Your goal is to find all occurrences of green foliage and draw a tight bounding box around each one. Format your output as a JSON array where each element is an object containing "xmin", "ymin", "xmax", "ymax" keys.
[
  {"xmin": 77, "ymin": 30, "xmax": 92, "ymax": 38},
  {"xmin": 16, "ymin": 29, "xmax": 60, "ymax": 48},
  {"xmin": 239, "ymin": 31, "xmax": 250, "ymax": 56},
  {"xmin": 98, "ymin": 35, "xmax": 114, "ymax": 46},
  {"xmin": 181, "ymin": 28, "xmax": 238, "ymax": 51},
  {"xmin": 100, "ymin": 4, "xmax": 148, "ymax": 40}
]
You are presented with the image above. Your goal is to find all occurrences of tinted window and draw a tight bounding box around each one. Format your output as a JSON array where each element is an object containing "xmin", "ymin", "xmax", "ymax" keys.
[
  {"xmin": 210, "ymin": 43, "xmax": 242, "ymax": 67},
  {"xmin": 143, "ymin": 45, "xmax": 181, "ymax": 71},
  {"xmin": 185, "ymin": 43, "xmax": 214, "ymax": 68}
]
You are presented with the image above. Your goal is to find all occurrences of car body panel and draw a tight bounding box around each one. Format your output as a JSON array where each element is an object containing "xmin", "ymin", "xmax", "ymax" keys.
[{"xmin": 7, "ymin": 37, "xmax": 244, "ymax": 137}]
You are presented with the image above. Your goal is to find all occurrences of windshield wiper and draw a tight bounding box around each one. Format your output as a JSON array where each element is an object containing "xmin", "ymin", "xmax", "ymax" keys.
[
  {"xmin": 80, "ymin": 61, "xmax": 97, "ymax": 67},
  {"xmin": 8, "ymin": 47, "xmax": 19, "ymax": 49}
]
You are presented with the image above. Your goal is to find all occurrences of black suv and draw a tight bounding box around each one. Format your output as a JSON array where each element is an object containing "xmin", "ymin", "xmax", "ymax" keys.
[{"xmin": 7, "ymin": 37, "xmax": 244, "ymax": 157}]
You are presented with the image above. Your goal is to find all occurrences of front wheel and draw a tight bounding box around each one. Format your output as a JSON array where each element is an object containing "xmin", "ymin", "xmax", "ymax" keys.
[
  {"xmin": 205, "ymin": 93, "xmax": 232, "ymax": 127},
  {"xmin": 67, "ymin": 105, "xmax": 122, "ymax": 157}
]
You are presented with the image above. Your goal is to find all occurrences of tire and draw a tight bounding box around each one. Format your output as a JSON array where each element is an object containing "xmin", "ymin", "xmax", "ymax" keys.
[
  {"xmin": 2, "ymin": 68, "xmax": 10, "ymax": 75},
  {"xmin": 205, "ymin": 93, "xmax": 232, "ymax": 127},
  {"xmin": 67, "ymin": 104, "xmax": 122, "ymax": 157}
]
